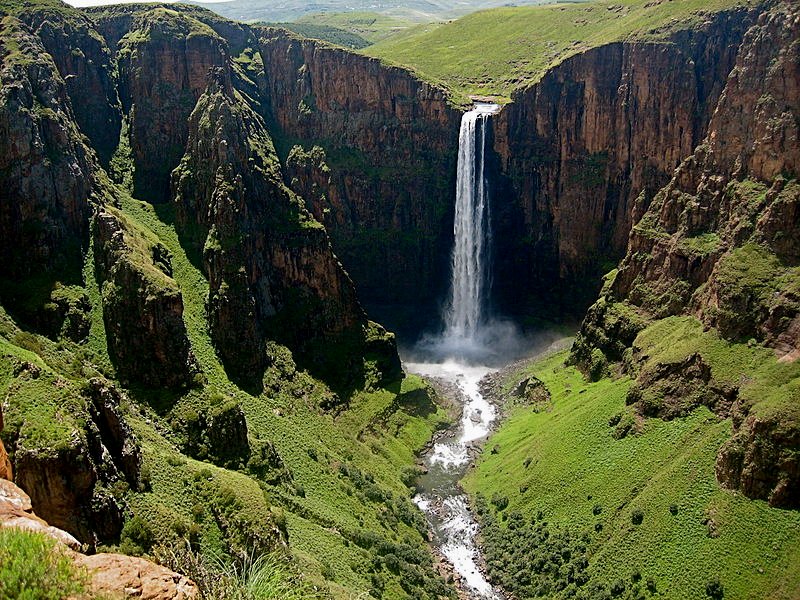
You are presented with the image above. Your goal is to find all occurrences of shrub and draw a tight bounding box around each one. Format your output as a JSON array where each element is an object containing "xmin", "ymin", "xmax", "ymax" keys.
[
  {"xmin": 0, "ymin": 528, "xmax": 86, "ymax": 600},
  {"xmin": 592, "ymin": 504, "xmax": 603, "ymax": 516},
  {"xmin": 705, "ymin": 577, "xmax": 724, "ymax": 599},
  {"xmin": 491, "ymin": 493, "xmax": 509, "ymax": 511},
  {"xmin": 669, "ymin": 504, "xmax": 678, "ymax": 515},
  {"xmin": 631, "ymin": 509, "xmax": 644, "ymax": 525},
  {"xmin": 155, "ymin": 544, "xmax": 323, "ymax": 600},
  {"xmin": 120, "ymin": 515, "xmax": 155, "ymax": 555}
]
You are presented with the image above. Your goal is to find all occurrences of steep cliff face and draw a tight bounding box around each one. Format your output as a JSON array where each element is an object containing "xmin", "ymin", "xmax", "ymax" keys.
[
  {"xmin": 113, "ymin": 8, "xmax": 229, "ymax": 203},
  {"xmin": 93, "ymin": 208, "xmax": 197, "ymax": 389},
  {"xmin": 0, "ymin": 405, "xmax": 11, "ymax": 481},
  {"xmin": 572, "ymin": 1, "xmax": 800, "ymax": 508},
  {"xmin": 5, "ymin": 356, "xmax": 143, "ymax": 543},
  {"xmin": 0, "ymin": 14, "xmax": 97, "ymax": 288},
  {"xmin": 15, "ymin": 4, "xmax": 121, "ymax": 166},
  {"xmin": 256, "ymin": 29, "xmax": 461, "ymax": 320},
  {"xmin": 491, "ymin": 8, "xmax": 757, "ymax": 316},
  {"xmin": 173, "ymin": 68, "xmax": 400, "ymax": 389}
]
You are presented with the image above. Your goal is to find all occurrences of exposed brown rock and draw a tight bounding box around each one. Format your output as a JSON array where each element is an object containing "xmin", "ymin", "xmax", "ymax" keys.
[
  {"xmin": 257, "ymin": 28, "xmax": 461, "ymax": 318},
  {"xmin": 115, "ymin": 8, "xmax": 229, "ymax": 202},
  {"xmin": 0, "ymin": 15, "xmax": 97, "ymax": 283},
  {"xmin": 490, "ymin": 8, "xmax": 757, "ymax": 316},
  {"xmin": 716, "ymin": 402, "xmax": 800, "ymax": 509},
  {"xmin": 0, "ymin": 478, "xmax": 81, "ymax": 550},
  {"xmin": 0, "ymin": 405, "xmax": 13, "ymax": 481},
  {"xmin": 76, "ymin": 553, "xmax": 198, "ymax": 600},
  {"xmin": 573, "ymin": 1, "xmax": 800, "ymax": 508},
  {"xmin": 173, "ymin": 67, "xmax": 400, "ymax": 389},
  {"xmin": 0, "ymin": 478, "xmax": 197, "ymax": 599},
  {"xmin": 16, "ymin": 5, "xmax": 121, "ymax": 165}
]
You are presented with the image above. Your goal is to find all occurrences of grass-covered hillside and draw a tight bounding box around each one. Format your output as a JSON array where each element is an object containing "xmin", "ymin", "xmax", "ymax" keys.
[
  {"xmin": 293, "ymin": 12, "xmax": 414, "ymax": 44},
  {"xmin": 364, "ymin": 0, "xmax": 759, "ymax": 100},
  {"xmin": 464, "ymin": 322, "xmax": 800, "ymax": 600},
  {"xmin": 0, "ymin": 182, "xmax": 456, "ymax": 598}
]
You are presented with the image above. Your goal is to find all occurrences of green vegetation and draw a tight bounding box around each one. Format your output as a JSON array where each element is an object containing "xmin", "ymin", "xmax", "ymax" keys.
[
  {"xmin": 156, "ymin": 546, "xmax": 325, "ymax": 600},
  {"xmin": 0, "ymin": 169, "xmax": 453, "ymax": 598},
  {"xmin": 0, "ymin": 528, "xmax": 86, "ymax": 600},
  {"xmin": 365, "ymin": 0, "xmax": 757, "ymax": 100},
  {"xmin": 263, "ymin": 21, "xmax": 371, "ymax": 49},
  {"xmin": 465, "ymin": 342, "xmax": 800, "ymax": 599},
  {"xmin": 294, "ymin": 12, "xmax": 414, "ymax": 44}
]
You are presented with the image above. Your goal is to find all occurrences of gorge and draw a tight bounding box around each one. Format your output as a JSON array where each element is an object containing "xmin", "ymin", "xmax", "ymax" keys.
[{"xmin": 0, "ymin": 0, "xmax": 798, "ymax": 598}]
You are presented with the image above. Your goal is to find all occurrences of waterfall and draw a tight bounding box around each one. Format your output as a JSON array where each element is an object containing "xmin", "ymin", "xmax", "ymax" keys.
[{"xmin": 444, "ymin": 103, "xmax": 499, "ymax": 343}]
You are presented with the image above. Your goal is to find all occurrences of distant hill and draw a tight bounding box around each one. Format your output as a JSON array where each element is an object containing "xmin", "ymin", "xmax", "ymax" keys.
[
  {"xmin": 185, "ymin": 0, "xmax": 568, "ymax": 25},
  {"xmin": 261, "ymin": 22, "xmax": 371, "ymax": 49},
  {"xmin": 295, "ymin": 12, "xmax": 413, "ymax": 43}
]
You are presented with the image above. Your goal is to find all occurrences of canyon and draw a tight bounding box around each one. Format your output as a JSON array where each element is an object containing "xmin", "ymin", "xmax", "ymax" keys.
[{"xmin": 0, "ymin": 0, "xmax": 797, "ymax": 598}]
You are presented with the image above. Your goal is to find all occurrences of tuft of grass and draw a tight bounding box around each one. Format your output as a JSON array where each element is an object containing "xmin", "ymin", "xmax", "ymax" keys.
[
  {"xmin": 156, "ymin": 544, "xmax": 324, "ymax": 600},
  {"xmin": 0, "ymin": 528, "xmax": 86, "ymax": 600}
]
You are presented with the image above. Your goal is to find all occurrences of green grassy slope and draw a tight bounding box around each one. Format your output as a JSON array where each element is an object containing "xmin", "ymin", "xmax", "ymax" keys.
[
  {"xmin": 0, "ymin": 185, "xmax": 454, "ymax": 599},
  {"xmin": 115, "ymin": 194, "xmax": 454, "ymax": 598},
  {"xmin": 294, "ymin": 11, "xmax": 415, "ymax": 43},
  {"xmin": 364, "ymin": 0, "xmax": 758, "ymax": 100},
  {"xmin": 464, "ymin": 336, "xmax": 800, "ymax": 599}
]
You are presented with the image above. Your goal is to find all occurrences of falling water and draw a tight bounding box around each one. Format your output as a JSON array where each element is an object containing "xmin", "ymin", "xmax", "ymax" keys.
[
  {"xmin": 444, "ymin": 103, "xmax": 498, "ymax": 344},
  {"xmin": 405, "ymin": 102, "xmax": 506, "ymax": 600}
]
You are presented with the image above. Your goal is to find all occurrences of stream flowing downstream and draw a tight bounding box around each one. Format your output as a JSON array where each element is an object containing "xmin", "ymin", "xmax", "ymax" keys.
[{"xmin": 404, "ymin": 359, "xmax": 503, "ymax": 599}]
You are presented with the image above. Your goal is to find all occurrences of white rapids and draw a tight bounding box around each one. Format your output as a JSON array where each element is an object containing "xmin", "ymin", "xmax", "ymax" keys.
[{"xmin": 405, "ymin": 360, "xmax": 503, "ymax": 600}]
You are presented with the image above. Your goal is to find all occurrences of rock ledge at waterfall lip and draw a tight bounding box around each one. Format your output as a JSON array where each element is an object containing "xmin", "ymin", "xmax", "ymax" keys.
[{"xmin": 0, "ymin": 478, "xmax": 197, "ymax": 599}]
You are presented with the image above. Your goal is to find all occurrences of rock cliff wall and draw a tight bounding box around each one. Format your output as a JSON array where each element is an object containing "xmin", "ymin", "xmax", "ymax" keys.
[
  {"xmin": 256, "ymin": 29, "xmax": 461, "ymax": 322},
  {"xmin": 572, "ymin": 1, "xmax": 800, "ymax": 508},
  {"xmin": 172, "ymin": 66, "xmax": 395, "ymax": 388},
  {"xmin": 0, "ymin": 14, "xmax": 98, "ymax": 286},
  {"xmin": 490, "ymin": 8, "xmax": 758, "ymax": 316}
]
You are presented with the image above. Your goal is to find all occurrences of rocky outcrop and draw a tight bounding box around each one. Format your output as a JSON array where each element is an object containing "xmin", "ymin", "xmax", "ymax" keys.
[
  {"xmin": 172, "ymin": 67, "xmax": 399, "ymax": 389},
  {"xmin": 0, "ymin": 405, "xmax": 12, "ymax": 481},
  {"xmin": 113, "ymin": 7, "xmax": 229, "ymax": 202},
  {"xmin": 0, "ymin": 478, "xmax": 198, "ymax": 599},
  {"xmin": 0, "ymin": 14, "xmax": 97, "ymax": 285},
  {"xmin": 572, "ymin": 1, "xmax": 800, "ymax": 508},
  {"xmin": 490, "ymin": 8, "xmax": 757, "ymax": 317},
  {"xmin": 0, "ymin": 478, "xmax": 81, "ymax": 550},
  {"xmin": 7, "ymin": 361, "xmax": 143, "ymax": 543},
  {"xmin": 716, "ymin": 407, "xmax": 800, "ymax": 509},
  {"xmin": 15, "ymin": 4, "xmax": 121, "ymax": 166},
  {"xmin": 93, "ymin": 209, "xmax": 197, "ymax": 389},
  {"xmin": 256, "ymin": 29, "xmax": 461, "ymax": 321},
  {"xmin": 77, "ymin": 553, "xmax": 198, "ymax": 600},
  {"xmin": 625, "ymin": 352, "xmax": 738, "ymax": 420}
]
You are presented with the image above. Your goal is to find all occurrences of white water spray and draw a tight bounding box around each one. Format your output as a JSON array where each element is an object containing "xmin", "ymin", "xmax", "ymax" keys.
[{"xmin": 444, "ymin": 103, "xmax": 498, "ymax": 343}]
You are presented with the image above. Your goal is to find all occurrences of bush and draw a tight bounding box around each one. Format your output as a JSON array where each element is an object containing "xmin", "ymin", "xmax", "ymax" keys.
[
  {"xmin": 0, "ymin": 528, "xmax": 86, "ymax": 600},
  {"xmin": 705, "ymin": 577, "xmax": 724, "ymax": 599},
  {"xmin": 491, "ymin": 493, "xmax": 509, "ymax": 511},
  {"xmin": 631, "ymin": 509, "xmax": 644, "ymax": 525},
  {"xmin": 120, "ymin": 515, "xmax": 154, "ymax": 555}
]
